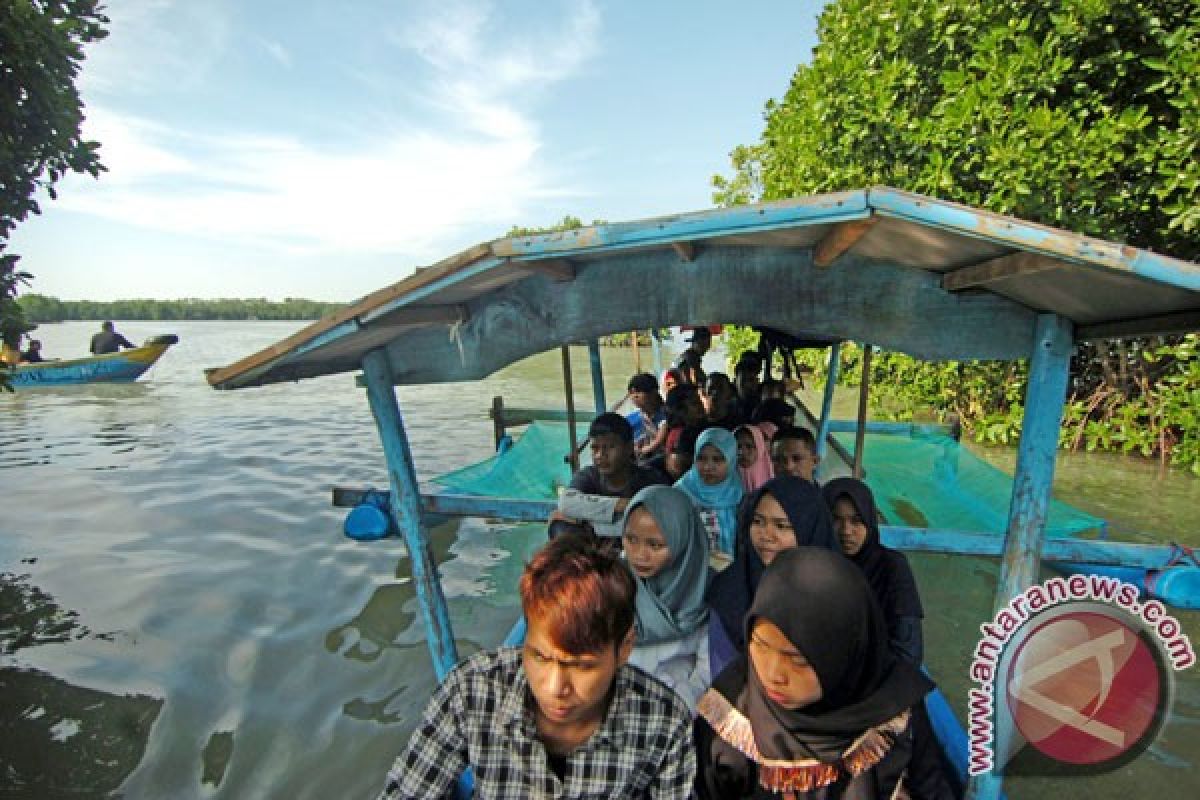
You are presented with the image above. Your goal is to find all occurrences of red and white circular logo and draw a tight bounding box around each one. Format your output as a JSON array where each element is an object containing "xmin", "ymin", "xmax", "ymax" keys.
[{"xmin": 1005, "ymin": 610, "xmax": 1165, "ymax": 766}]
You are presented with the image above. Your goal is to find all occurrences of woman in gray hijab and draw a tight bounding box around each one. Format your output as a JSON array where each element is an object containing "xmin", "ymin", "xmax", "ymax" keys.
[{"xmin": 622, "ymin": 485, "xmax": 712, "ymax": 711}]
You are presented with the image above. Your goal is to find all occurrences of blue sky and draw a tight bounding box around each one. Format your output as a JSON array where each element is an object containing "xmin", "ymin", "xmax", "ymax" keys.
[{"xmin": 10, "ymin": 0, "xmax": 822, "ymax": 302}]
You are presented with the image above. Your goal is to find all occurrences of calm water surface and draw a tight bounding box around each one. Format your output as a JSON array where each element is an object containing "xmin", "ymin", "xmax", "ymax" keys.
[{"xmin": 2, "ymin": 321, "xmax": 1197, "ymax": 798}]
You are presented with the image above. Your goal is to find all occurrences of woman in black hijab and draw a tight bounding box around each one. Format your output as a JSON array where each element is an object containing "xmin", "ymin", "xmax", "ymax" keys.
[
  {"xmin": 822, "ymin": 477, "xmax": 925, "ymax": 664},
  {"xmin": 695, "ymin": 547, "xmax": 955, "ymax": 799},
  {"xmin": 705, "ymin": 476, "xmax": 838, "ymax": 677}
]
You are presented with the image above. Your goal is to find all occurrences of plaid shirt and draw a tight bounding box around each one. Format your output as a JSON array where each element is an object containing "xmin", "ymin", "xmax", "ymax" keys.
[{"xmin": 377, "ymin": 647, "xmax": 696, "ymax": 799}]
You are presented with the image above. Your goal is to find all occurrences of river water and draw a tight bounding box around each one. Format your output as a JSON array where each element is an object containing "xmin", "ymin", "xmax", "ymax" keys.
[{"xmin": 1, "ymin": 320, "xmax": 1197, "ymax": 799}]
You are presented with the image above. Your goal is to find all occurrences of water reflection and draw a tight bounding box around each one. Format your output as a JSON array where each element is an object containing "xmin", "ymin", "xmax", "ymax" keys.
[{"xmin": 0, "ymin": 572, "xmax": 162, "ymax": 799}]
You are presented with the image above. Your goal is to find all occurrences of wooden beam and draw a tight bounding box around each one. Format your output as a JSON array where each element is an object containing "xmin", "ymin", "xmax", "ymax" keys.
[
  {"xmin": 672, "ymin": 241, "xmax": 697, "ymax": 262},
  {"xmin": 366, "ymin": 303, "xmax": 469, "ymax": 327},
  {"xmin": 518, "ymin": 258, "xmax": 575, "ymax": 281},
  {"xmin": 813, "ymin": 217, "xmax": 877, "ymax": 267},
  {"xmin": 942, "ymin": 251, "xmax": 1061, "ymax": 292},
  {"xmin": 1077, "ymin": 310, "xmax": 1200, "ymax": 341}
]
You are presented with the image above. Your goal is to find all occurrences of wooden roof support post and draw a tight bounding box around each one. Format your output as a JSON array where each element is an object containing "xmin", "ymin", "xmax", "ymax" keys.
[
  {"xmin": 588, "ymin": 339, "xmax": 607, "ymax": 414},
  {"xmin": 562, "ymin": 346, "xmax": 580, "ymax": 472},
  {"xmin": 966, "ymin": 313, "xmax": 1073, "ymax": 800},
  {"xmin": 814, "ymin": 342, "xmax": 842, "ymax": 467},
  {"xmin": 853, "ymin": 344, "xmax": 873, "ymax": 479},
  {"xmin": 362, "ymin": 348, "xmax": 459, "ymax": 680}
]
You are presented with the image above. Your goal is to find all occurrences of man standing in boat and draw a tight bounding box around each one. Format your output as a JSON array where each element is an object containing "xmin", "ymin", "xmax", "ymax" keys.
[
  {"xmin": 89, "ymin": 320, "xmax": 136, "ymax": 355},
  {"xmin": 377, "ymin": 533, "xmax": 696, "ymax": 798}
]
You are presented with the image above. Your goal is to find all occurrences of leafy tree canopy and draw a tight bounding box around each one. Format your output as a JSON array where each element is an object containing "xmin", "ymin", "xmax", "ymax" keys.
[
  {"xmin": 714, "ymin": 0, "xmax": 1200, "ymax": 472},
  {"xmin": 1, "ymin": 0, "xmax": 108, "ymax": 357},
  {"xmin": 714, "ymin": 0, "xmax": 1197, "ymax": 259}
]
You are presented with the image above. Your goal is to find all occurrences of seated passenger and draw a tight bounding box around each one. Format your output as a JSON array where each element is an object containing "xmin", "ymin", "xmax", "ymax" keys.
[
  {"xmin": 661, "ymin": 367, "xmax": 684, "ymax": 396},
  {"xmin": 674, "ymin": 428, "xmax": 743, "ymax": 558},
  {"xmin": 770, "ymin": 426, "xmax": 820, "ymax": 484},
  {"xmin": 377, "ymin": 533, "xmax": 696, "ymax": 798},
  {"xmin": 702, "ymin": 372, "xmax": 744, "ymax": 431},
  {"xmin": 555, "ymin": 413, "xmax": 668, "ymax": 539},
  {"xmin": 623, "ymin": 485, "xmax": 711, "ymax": 711},
  {"xmin": 759, "ymin": 377, "xmax": 787, "ymax": 402},
  {"xmin": 695, "ymin": 547, "xmax": 953, "ymax": 800},
  {"xmin": 733, "ymin": 353, "xmax": 763, "ymax": 421},
  {"xmin": 823, "ymin": 477, "xmax": 925, "ymax": 664},
  {"xmin": 625, "ymin": 372, "xmax": 668, "ymax": 462},
  {"xmin": 733, "ymin": 424, "xmax": 773, "ymax": 493},
  {"xmin": 663, "ymin": 427, "xmax": 699, "ymax": 482},
  {"xmin": 19, "ymin": 339, "xmax": 46, "ymax": 363},
  {"xmin": 705, "ymin": 477, "xmax": 836, "ymax": 677},
  {"xmin": 751, "ymin": 397, "xmax": 795, "ymax": 430},
  {"xmin": 662, "ymin": 384, "xmax": 707, "ymax": 458},
  {"xmin": 674, "ymin": 327, "xmax": 711, "ymax": 386}
]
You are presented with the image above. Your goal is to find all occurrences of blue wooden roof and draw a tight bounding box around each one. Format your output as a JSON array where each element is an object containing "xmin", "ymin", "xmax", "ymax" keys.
[{"xmin": 207, "ymin": 187, "xmax": 1200, "ymax": 390}]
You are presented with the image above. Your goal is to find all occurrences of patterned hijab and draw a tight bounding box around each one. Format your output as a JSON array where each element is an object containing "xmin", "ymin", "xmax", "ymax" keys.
[
  {"xmin": 675, "ymin": 427, "xmax": 744, "ymax": 554},
  {"xmin": 625, "ymin": 485, "xmax": 710, "ymax": 645},
  {"xmin": 734, "ymin": 423, "xmax": 774, "ymax": 492},
  {"xmin": 699, "ymin": 548, "xmax": 933, "ymax": 792}
]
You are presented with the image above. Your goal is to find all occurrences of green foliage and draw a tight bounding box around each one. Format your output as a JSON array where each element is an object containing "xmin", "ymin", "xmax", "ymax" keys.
[
  {"xmin": 0, "ymin": 0, "xmax": 109, "ymax": 388},
  {"xmin": 17, "ymin": 295, "xmax": 345, "ymax": 322},
  {"xmin": 723, "ymin": 326, "xmax": 762, "ymax": 370},
  {"xmin": 506, "ymin": 215, "xmax": 608, "ymax": 237},
  {"xmin": 714, "ymin": 0, "xmax": 1200, "ymax": 473}
]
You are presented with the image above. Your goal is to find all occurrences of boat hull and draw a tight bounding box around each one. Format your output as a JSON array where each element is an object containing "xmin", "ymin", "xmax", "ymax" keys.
[{"xmin": 6, "ymin": 335, "xmax": 178, "ymax": 388}]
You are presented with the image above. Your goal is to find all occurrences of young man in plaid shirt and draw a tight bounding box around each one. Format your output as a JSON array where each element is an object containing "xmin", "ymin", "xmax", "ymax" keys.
[{"xmin": 377, "ymin": 532, "xmax": 696, "ymax": 798}]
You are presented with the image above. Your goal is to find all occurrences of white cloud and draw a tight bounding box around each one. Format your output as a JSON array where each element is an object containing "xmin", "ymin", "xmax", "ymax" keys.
[
  {"xmin": 81, "ymin": 0, "xmax": 231, "ymax": 95},
  {"xmin": 257, "ymin": 37, "xmax": 292, "ymax": 68},
  {"xmin": 57, "ymin": 0, "xmax": 603, "ymax": 262}
]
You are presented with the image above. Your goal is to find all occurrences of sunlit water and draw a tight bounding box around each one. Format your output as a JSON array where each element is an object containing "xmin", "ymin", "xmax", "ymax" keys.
[{"xmin": 2, "ymin": 321, "xmax": 1197, "ymax": 798}]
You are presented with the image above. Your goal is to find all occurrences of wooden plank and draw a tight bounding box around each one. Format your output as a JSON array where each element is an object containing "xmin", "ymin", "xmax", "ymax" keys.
[
  {"xmin": 853, "ymin": 344, "xmax": 873, "ymax": 478},
  {"xmin": 332, "ymin": 487, "xmax": 1186, "ymax": 569},
  {"xmin": 207, "ymin": 241, "xmax": 496, "ymax": 387},
  {"xmin": 516, "ymin": 257, "xmax": 576, "ymax": 282},
  {"xmin": 814, "ymin": 343, "xmax": 842, "ymax": 461},
  {"xmin": 672, "ymin": 241, "xmax": 697, "ymax": 262},
  {"xmin": 880, "ymin": 526, "xmax": 1181, "ymax": 568},
  {"xmin": 813, "ymin": 217, "xmax": 877, "ymax": 267},
  {"xmin": 562, "ymin": 346, "xmax": 580, "ymax": 472},
  {"xmin": 486, "ymin": 407, "xmax": 599, "ymax": 424},
  {"xmin": 1077, "ymin": 310, "xmax": 1200, "ymax": 341},
  {"xmin": 363, "ymin": 303, "xmax": 469, "ymax": 328},
  {"xmin": 941, "ymin": 251, "xmax": 1062, "ymax": 292}
]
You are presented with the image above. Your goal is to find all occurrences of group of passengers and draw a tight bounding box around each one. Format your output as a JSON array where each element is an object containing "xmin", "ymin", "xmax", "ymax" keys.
[
  {"xmin": 377, "ymin": 341, "xmax": 954, "ymax": 799},
  {"xmin": 0, "ymin": 321, "xmax": 139, "ymax": 367}
]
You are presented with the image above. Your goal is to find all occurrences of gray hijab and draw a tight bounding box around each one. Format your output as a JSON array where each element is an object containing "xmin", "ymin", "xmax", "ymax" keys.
[{"xmin": 626, "ymin": 485, "xmax": 710, "ymax": 645}]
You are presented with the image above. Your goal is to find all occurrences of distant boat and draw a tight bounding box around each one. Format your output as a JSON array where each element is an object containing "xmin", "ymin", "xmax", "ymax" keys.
[{"xmin": 6, "ymin": 334, "xmax": 179, "ymax": 388}]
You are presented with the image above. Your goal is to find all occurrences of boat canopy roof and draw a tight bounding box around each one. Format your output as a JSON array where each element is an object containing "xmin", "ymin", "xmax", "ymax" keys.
[{"xmin": 207, "ymin": 187, "xmax": 1200, "ymax": 390}]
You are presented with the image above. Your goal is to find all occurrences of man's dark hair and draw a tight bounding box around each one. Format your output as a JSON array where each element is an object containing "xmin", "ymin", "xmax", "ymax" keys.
[
  {"xmin": 588, "ymin": 412, "xmax": 634, "ymax": 442},
  {"xmin": 627, "ymin": 372, "xmax": 659, "ymax": 393},
  {"xmin": 771, "ymin": 425, "xmax": 818, "ymax": 453}
]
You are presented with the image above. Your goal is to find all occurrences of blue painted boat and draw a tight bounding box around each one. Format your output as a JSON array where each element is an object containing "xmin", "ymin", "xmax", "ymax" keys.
[
  {"xmin": 207, "ymin": 188, "xmax": 1199, "ymax": 798},
  {"xmin": 7, "ymin": 334, "xmax": 179, "ymax": 388}
]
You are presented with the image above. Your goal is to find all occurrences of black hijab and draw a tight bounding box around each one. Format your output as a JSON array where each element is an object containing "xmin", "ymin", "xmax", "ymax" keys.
[
  {"xmin": 720, "ymin": 548, "xmax": 933, "ymax": 759},
  {"xmin": 822, "ymin": 477, "xmax": 923, "ymax": 620},
  {"xmin": 705, "ymin": 476, "xmax": 838, "ymax": 652}
]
